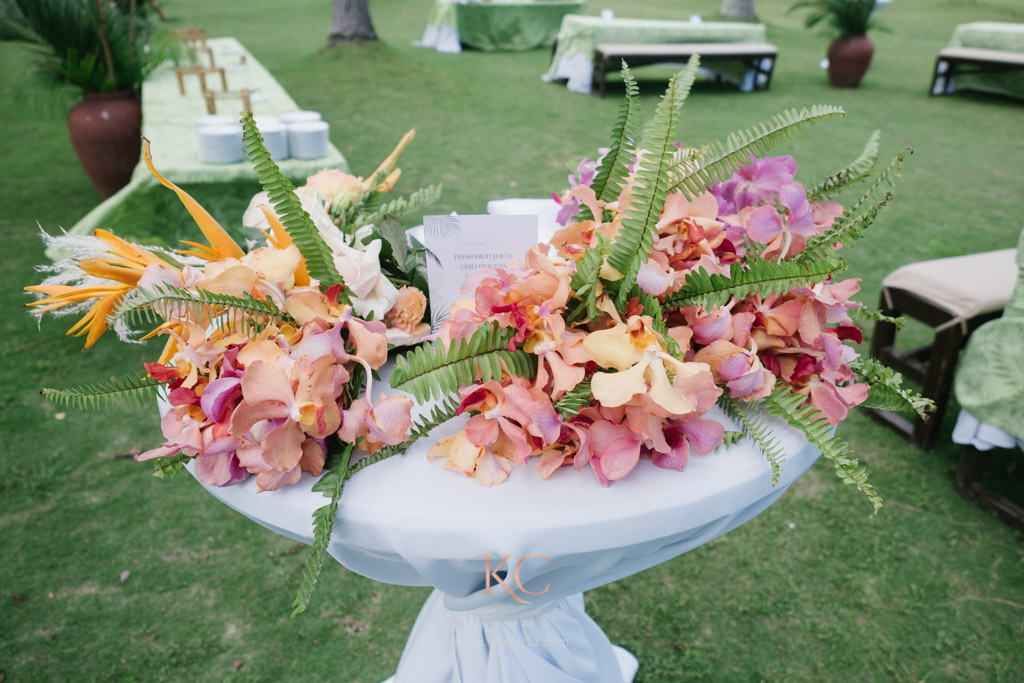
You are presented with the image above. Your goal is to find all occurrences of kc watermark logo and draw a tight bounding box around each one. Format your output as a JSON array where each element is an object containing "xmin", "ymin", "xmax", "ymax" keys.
[{"xmin": 476, "ymin": 553, "xmax": 550, "ymax": 604}]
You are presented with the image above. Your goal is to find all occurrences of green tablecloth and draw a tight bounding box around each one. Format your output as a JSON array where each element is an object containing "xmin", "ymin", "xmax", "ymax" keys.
[
  {"xmin": 947, "ymin": 22, "xmax": 1024, "ymax": 100},
  {"xmin": 423, "ymin": 0, "xmax": 587, "ymax": 52},
  {"xmin": 457, "ymin": 1, "xmax": 587, "ymax": 51},
  {"xmin": 543, "ymin": 16, "xmax": 767, "ymax": 93},
  {"xmin": 62, "ymin": 37, "xmax": 348, "ymax": 243}
]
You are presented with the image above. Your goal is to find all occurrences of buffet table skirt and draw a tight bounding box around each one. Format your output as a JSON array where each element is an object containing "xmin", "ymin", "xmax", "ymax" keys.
[{"xmin": 192, "ymin": 368, "xmax": 822, "ymax": 682}]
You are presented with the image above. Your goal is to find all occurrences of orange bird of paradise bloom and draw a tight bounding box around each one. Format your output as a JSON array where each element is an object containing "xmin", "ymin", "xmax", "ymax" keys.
[{"xmin": 24, "ymin": 139, "xmax": 248, "ymax": 349}]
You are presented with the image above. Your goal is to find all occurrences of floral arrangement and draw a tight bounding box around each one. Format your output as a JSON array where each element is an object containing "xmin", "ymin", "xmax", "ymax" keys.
[
  {"xmin": 27, "ymin": 60, "xmax": 931, "ymax": 616},
  {"xmin": 387, "ymin": 63, "xmax": 931, "ymax": 504}
]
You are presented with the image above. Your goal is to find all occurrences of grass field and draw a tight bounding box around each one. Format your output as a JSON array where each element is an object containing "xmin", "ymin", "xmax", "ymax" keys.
[{"xmin": 2, "ymin": 0, "xmax": 1023, "ymax": 680}]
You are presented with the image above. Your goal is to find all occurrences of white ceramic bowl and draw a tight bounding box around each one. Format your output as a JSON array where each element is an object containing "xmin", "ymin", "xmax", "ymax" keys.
[
  {"xmin": 196, "ymin": 123, "xmax": 244, "ymax": 164},
  {"xmin": 279, "ymin": 110, "xmax": 322, "ymax": 125},
  {"xmin": 287, "ymin": 120, "xmax": 329, "ymax": 159}
]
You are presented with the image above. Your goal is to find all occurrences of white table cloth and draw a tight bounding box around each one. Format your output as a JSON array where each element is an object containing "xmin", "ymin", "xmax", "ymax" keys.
[{"xmin": 191, "ymin": 363, "xmax": 822, "ymax": 682}]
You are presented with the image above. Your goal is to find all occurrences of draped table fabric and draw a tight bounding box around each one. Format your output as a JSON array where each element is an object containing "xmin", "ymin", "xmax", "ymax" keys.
[
  {"xmin": 543, "ymin": 16, "xmax": 768, "ymax": 94},
  {"xmin": 190, "ymin": 367, "xmax": 822, "ymax": 682},
  {"xmin": 417, "ymin": 0, "xmax": 588, "ymax": 54},
  {"xmin": 59, "ymin": 37, "xmax": 348, "ymax": 249},
  {"xmin": 945, "ymin": 22, "xmax": 1024, "ymax": 100}
]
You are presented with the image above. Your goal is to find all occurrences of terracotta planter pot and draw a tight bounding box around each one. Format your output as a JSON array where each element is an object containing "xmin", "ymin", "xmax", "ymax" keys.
[
  {"xmin": 827, "ymin": 35, "xmax": 874, "ymax": 88},
  {"xmin": 67, "ymin": 91, "xmax": 142, "ymax": 198}
]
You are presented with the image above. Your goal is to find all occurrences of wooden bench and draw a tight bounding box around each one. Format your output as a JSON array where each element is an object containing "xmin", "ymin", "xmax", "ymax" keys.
[
  {"xmin": 864, "ymin": 249, "xmax": 1018, "ymax": 450},
  {"xmin": 592, "ymin": 42, "xmax": 778, "ymax": 97},
  {"xmin": 930, "ymin": 46, "xmax": 1024, "ymax": 96}
]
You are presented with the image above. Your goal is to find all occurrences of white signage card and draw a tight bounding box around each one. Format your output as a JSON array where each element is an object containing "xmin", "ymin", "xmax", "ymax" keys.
[{"xmin": 423, "ymin": 214, "xmax": 539, "ymax": 331}]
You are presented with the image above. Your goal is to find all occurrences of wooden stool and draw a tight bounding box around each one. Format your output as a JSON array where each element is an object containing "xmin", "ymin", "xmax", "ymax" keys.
[
  {"xmin": 203, "ymin": 89, "xmax": 251, "ymax": 115},
  {"xmin": 865, "ymin": 249, "xmax": 1017, "ymax": 449},
  {"xmin": 175, "ymin": 66, "xmax": 227, "ymax": 95}
]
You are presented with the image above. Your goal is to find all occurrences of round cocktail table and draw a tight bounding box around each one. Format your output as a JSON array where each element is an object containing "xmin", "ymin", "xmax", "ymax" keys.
[{"xmin": 191, "ymin": 383, "xmax": 820, "ymax": 682}]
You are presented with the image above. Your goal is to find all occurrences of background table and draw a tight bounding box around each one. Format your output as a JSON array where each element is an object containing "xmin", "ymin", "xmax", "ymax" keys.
[
  {"xmin": 418, "ymin": 0, "xmax": 587, "ymax": 54},
  {"xmin": 58, "ymin": 37, "xmax": 348, "ymax": 249},
  {"xmin": 192, "ymin": 369, "xmax": 822, "ymax": 682},
  {"xmin": 543, "ymin": 16, "xmax": 768, "ymax": 94},
  {"xmin": 945, "ymin": 22, "xmax": 1024, "ymax": 100}
]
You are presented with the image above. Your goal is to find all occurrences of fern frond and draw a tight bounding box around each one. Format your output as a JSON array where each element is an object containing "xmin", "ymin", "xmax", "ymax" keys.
[
  {"xmin": 291, "ymin": 441, "xmax": 354, "ymax": 617},
  {"xmin": 718, "ymin": 396, "xmax": 786, "ymax": 485},
  {"xmin": 608, "ymin": 59, "xmax": 699, "ymax": 310},
  {"xmin": 390, "ymin": 321, "xmax": 537, "ymax": 403},
  {"xmin": 356, "ymin": 184, "xmax": 443, "ymax": 228},
  {"xmin": 662, "ymin": 255, "xmax": 846, "ymax": 310},
  {"xmin": 799, "ymin": 149, "xmax": 908, "ymax": 263},
  {"xmin": 568, "ymin": 246, "xmax": 606, "ymax": 323},
  {"xmin": 721, "ymin": 430, "xmax": 744, "ymax": 446},
  {"xmin": 240, "ymin": 112, "xmax": 344, "ymax": 291},
  {"xmin": 152, "ymin": 452, "xmax": 191, "ymax": 480},
  {"xmin": 807, "ymin": 130, "xmax": 880, "ymax": 199},
  {"xmin": 41, "ymin": 373, "xmax": 163, "ymax": 411},
  {"xmin": 554, "ymin": 378, "xmax": 594, "ymax": 419},
  {"xmin": 849, "ymin": 307, "xmax": 905, "ymax": 331},
  {"xmin": 853, "ymin": 357, "xmax": 935, "ymax": 420},
  {"xmin": 762, "ymin": 385, "xmax": 882, "ymax": 514},
  {"xmin": 666, "ymin": 105, "xmax": 846, "ymax": 198},
  {"xmin": 111, "ymin": 285, "xmax": 294, "ymax": 337},
  {"xmin": 587, "ymin": 63, "xmax": 641, "ymax": 210}
]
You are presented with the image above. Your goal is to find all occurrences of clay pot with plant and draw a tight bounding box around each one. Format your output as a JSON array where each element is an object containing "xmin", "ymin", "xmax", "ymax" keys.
[
  {"xmin": 0, "ymin": 0, "xmax": 175, "ymax": 197},
  {"xmin": 789, "ymin": 0, "xmax": 885, "ymax": 88}
]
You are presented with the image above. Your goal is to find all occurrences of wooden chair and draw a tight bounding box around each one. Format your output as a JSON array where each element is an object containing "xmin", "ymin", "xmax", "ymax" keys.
[
  {"xmin": 174, "ymin": 66, "xmax": 227, "ymax": 96},
  {"xmin": 865, "ymin": 248, "xmax": 1018, "ymax": 449},
  {"xmin": 203, "ymin": 89, "xmax": 251, "ymax": 115}
]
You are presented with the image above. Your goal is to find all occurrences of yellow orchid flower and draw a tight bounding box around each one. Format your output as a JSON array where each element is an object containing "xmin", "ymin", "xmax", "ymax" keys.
[{"xmin": 583, "ymin": 315, "xmax": 714, "ymax": 417}]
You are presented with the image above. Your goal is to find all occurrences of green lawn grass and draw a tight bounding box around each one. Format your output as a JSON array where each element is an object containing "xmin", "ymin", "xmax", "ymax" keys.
[{"xmin": 2, "ymin": 0, "xmax": 1023, "ymax": 680}]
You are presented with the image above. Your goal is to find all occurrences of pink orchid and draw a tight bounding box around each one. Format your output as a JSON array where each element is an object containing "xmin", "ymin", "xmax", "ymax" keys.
[
  {"xmin": 339, "ymin": 395, "xmax": 414, "ymax": 454},
  {"xmin": 712, "ymin": 154, "xmax": 798, "ymax": 214},
  {"xmin": 742, "ymin": 182, "xmax": 817, "ymax": 260}
]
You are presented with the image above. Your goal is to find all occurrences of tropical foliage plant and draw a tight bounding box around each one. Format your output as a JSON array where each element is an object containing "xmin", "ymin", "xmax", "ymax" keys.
[{"xmin": 789, "ymin": 0, "xmax": 884, "ymax": 38}]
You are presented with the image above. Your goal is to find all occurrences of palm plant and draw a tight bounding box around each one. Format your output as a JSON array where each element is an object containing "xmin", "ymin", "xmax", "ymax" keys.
[
  {"xmin": 789, "ymin": 0, "xmax": 881, "ymax": 38},
  {"xmin": 0, "ymin": 0, "xmax": 173, "ymax": 94}
]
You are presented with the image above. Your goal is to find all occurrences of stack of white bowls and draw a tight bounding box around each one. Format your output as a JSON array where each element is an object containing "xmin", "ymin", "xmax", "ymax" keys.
[
  {"xmin": 281, "ymin": 111, "xmax": 329, "ymax": 160},
  {"xmin": 195, "ymin": 116, "xmax": 244, "ymax": 164},
  {"xmin": 253, "ymin": 115, "xmax": 289, "ymax": 161}
]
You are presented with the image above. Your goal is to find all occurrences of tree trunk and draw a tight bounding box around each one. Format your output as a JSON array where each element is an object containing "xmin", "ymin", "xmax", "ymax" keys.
[
  {"xmin": 329, "ymin": 0, "xmax": 378, "ymax": 45},
  {"xmin": 719, "ymin": 0, "xmax": 756, "ymax": 20}
]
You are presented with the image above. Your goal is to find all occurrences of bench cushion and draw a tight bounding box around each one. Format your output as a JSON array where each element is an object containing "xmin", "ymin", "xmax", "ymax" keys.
[
  {"xmin": 882, "ymin": 248, "xmax": 1018, "ymax": 320},
  {"xmin": 595, "ymin": 42, "xmax": 778, "ymax": 59},
  {"xmin": 938, "ymin": 46, "xmax": 1024, "ymax": 66}
]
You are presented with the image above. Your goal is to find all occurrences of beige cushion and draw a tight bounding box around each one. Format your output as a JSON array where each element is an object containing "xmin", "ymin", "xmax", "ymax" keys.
[{"xmin": 883, "ymin": 249, "xmax": 1018, "ymax": 319}]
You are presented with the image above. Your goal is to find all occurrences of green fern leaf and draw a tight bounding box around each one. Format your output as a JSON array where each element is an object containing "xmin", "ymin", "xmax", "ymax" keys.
[
  {"xmin": 553, "ymin": 378, "xmax": 594, "ymax": 419},
  {"xmin": 807, "ymin": 130, "xmax": 881, "ymax": 199},
  {"xmin": 666, "ymin": 105, "xmax": 846, "ymax": 199},
  {"xmin": 111, "ymin": 284, "xmax": 294, "ymax": 337},
  {"xmin": 799, "ymin": 149, "xmax": 908, "ymax": 263},
  {"xmin": 588, "ymin": 63, "xmax": 642, "ymax": 210},
  {"xmin": 849, "ymin": 306, "xmax": 905, "ymax": 331},
  {"xmin": 240, "ymin": 112, "xmax": 344, "ymax": 292},
  {"xmin": 721, "ymin": 430, "xmax": 744, "ymax": 446},
  {"xmin": 41, "ymin": 373, "xmax": 164, "ymax": 411},
  {"xmin": 152, "ymin": 452, "xmax": 191, "ymax": 480},
  {"xmin": 356, "ymin": 184, "xmax": 443, "ymax": 229},
  {"xmin": 608, "ymin": 58, "xmax": 699, "ymax": 310},
  {"xmin": 292, "ymin": 441, "xmax": 355, "ymax": 617},
  {"xmin": 853, "ymin": 357, "xmax": 935, "ymax": 420},
  {"xmin": 718, "ymin": 396, "xmax": 786, "ymax": 485},
  {"xmin": 568, "ymin": 246, "xmax": 606, "ymax": 323},
  {"xmin": 762, "ymin": 385, "xmax": 883, "ymax": 515},
  {"xmin": 390, "ymin": 321, "xmax": 537, "ymax": 403},
  {"xmin": 662, "ymin": 255, "xmax": 846, "ymax": 310}
]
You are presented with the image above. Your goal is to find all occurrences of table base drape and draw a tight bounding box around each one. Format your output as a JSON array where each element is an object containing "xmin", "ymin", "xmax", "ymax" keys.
[{"xmin": 384, "ymin": 591, "xmax": 638, "ymax": 683}]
